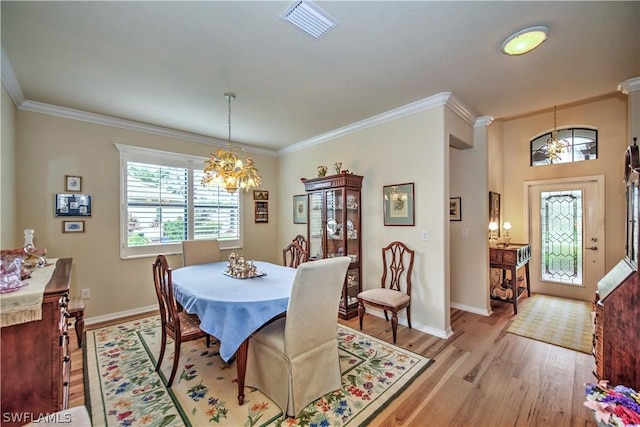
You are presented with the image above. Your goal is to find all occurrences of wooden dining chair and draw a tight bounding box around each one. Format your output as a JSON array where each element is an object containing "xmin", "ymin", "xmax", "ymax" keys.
[
  {"xmin": 292, "ymin": 234, "xmax": 308, "ymax": 253},
  {"xmin": 181, "ymin": 239, "xmax": 220, "ymax": 266},
  {"xmin": 245, "ymin": 256, "xmax": 351, "ymax": 418},
  {"xmin": 282, "ymin": 241, "xmax": 308, "ymax": 268},
  {"xmin": 357, "ymin": 241, "xmax": 415, "ymax": 344},
  {"xmin": 152, "ymin": 254, "xmax": 210, "ymax": 387}
]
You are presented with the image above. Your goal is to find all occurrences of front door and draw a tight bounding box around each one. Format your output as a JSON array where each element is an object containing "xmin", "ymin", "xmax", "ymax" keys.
[{"xmin": 526, "ymin": 176, "xmax": 605, "ymax": 301}]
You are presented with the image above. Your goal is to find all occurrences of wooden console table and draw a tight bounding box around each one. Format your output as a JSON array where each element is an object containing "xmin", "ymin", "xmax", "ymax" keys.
[{"xmin": 490, "ymin": 244, "xmax": 531, "ymax": 314}]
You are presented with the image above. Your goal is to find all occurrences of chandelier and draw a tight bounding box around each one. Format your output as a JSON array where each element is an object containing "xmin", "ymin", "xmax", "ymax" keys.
[
  {"xmin": 545, "ymin": 105, "xmax": 569, "ymax": 161},
  {"xmin": 202, "ymin": 92, "xmax": 261, "ymax": 193}
]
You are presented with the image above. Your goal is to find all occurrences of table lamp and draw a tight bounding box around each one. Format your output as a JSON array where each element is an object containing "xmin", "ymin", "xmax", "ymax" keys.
[
  {"xmin": 503, "ymin": 222, "xmax": 512, "ymax": 247},
  {"xmin": 488, "ymin": 222, "xmax": 499, "ymax": 248}
]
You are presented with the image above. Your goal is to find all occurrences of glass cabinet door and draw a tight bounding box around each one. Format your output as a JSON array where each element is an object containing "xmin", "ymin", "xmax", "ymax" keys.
[
  {"xmin": 325, "ymin": 189, "xmax": 342, "ymax": 258},
  {"xmin": 308, "ymin": 191, "xmax": 324, "ymax": 259},
  {"xmin": 345, "ymin": 189, "xmax": 360, "ymax": 264}
]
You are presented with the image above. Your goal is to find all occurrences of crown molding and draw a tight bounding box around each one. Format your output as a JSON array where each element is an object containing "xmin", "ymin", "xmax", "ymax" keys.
[
  {"xmin": 18, "ymin": 100, "xmax": 277, "ymax": 157},
  {"xmin": 475, "ymin": 115, "xmax": 494, "ymax": 127},
  {"xmin": 1, "ymin": 47, "xmax": 26, "ymax": 107},
  {"xmin": 618, "ymin": 77, "xmax": 640, "ymax": 94},
  {"xmin": 279, "ymin": 92, "xmax": 479, "ymax": 155}
]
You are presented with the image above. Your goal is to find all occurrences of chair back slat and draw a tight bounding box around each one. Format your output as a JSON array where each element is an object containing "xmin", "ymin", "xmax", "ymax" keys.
[
  {"xmin": 152, "ymin": 255, "xmax": 180, "ymax": 334},
  {"xmin": 292, "ymin": 234, "xmax": 309, "ymax": 253},
  {"xmin": 381, "ymin": 241, "xmax": 415, "ymax": 295},
  {"xmin": 283, "ymin": 241, "xmax": 309, "ymax": 268}
]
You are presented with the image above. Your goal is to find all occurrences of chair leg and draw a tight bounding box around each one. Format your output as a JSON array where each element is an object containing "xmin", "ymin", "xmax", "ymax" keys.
[
  {"xmin": 391, "ymin": 311, "xmax": 398, "ymax": 344},
  {"xmin": 407, "ymin": 306, "xmax": 412, "ymax": 329},
  {"xmin": 358, "ymin": 301, "xmax": 365, "ymax": 330},
  {"xmin": 167, "ymin": 339, "xmax": 181, "ymax": 387},
  {"xmin": 206, "ymin": 335, "xmax": 211, "ymax": 348},
  {"xmin": 156, "ymin": 330, "xmax": 167, "ymax": 373},
  {"xmin": 383, "ymin": 310, "xmax": 389, "ymax": 321},
  {"xmin": 75, "ymin": 314, "xmax": 84, "ymax": 348}
]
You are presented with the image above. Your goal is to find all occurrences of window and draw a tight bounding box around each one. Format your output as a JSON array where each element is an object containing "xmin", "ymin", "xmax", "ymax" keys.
[
  {"xmin": 116, "ymin": 144, "xmax": 242, "ymax": 259},
  {"xmin": 530, "ymin": 127, "xmax": 597, "ymax": 166}
]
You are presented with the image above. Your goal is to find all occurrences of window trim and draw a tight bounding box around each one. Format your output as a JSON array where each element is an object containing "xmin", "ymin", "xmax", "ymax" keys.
[{"xmin": 115, "ymin": 143, "xmax": 244, "ymax": 259}]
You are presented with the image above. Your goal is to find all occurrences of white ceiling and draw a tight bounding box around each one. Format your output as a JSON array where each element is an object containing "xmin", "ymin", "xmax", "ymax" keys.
[{"xmin": 2, "ymin": 1, "xmax": 639, "ymax": 153}]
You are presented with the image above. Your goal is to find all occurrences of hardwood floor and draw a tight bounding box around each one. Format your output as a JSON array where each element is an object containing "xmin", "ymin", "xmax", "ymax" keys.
[{"xmin": 68, "ymin": 297, "xmax": 597, "ymax": 426}]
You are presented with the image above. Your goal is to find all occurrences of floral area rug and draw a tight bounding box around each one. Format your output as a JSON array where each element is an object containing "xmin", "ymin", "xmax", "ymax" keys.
[{"xmin": 84, "ymin": 316, "xmax": 433, "ymax": 426}]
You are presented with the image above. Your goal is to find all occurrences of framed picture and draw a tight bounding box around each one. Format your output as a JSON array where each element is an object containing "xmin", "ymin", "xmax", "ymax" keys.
[
  {"xmin": 383, "ymin": 183, "xmax": 415, "ymax": 226},
  {"xmin": 489, "ymin": 191, "xmax": 501, "ymax": 236},
  {"xmin": 450, "ymin": 197, "xmax": 462, "ymax": 221},
  {"xmin": 65, "ymin": 175, "xmax": 82, "ymax": 192},
  {"xmin": 253, "ymin": 190, "xmax": 269, "ymax": 200},
  {"xmin": 55, "ymin": 194, "xmax": 92, "ymax": 217},
  {"xmin": 254, "ymin": 201, "xmax": 268, "ymax": 223},
  {"xmin": 293, "ymin": 194, "xmax": 307, "ymax": 224},
  {"xmin": 62, "ymin": 220, "xmax": 85, "ymax": 233}
]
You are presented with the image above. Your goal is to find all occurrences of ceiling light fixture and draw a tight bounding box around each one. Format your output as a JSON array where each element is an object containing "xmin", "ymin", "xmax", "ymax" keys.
[
  {"xmin": 202, "ymin": 93, "xmax": 261, "ymax": 193},
  {"xmin": 501, "ymin": 25, "xmax": 549, "ymax": 56},
  {"xmin": 545, "ymin": 105, "xmax": 569, "ymax": 161}
]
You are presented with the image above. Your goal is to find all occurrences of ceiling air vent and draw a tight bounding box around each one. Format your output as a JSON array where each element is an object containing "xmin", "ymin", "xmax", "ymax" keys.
[{"xmin": 280, "ymin": 0, "xmax": 339, "ymax": 39}]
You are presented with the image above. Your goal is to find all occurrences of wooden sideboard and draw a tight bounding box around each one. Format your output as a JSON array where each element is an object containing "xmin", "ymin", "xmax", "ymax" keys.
[
  {"xmin": 1, "ymin": 258, "xmax": 72, "ymax": 426},
  {"xmin": 489, "ymin": 244, "xmax": 531, "ymax": 314}
]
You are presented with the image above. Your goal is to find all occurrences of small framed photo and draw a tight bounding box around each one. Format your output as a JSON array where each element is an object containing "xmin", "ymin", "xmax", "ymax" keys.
[
  {"xmin": 253, "ymin": 190, "xmax": 269, "ymax": 200},
  {"xmin": 383, "ymin": 183, "xmax": 415, "ymax": 226},
  {"xmin": 293, "ymin": 194, "xmax": 307, "ymax": 224},
  {"xmin": 63, "ymin": 220, "xmax": 85, "ymax": 233},
  {"xmin": 449, "ymin": 197, "xmax": 462, "ymax": 221},
  {"xmin": 65, "ymin": 175, "xmax": 82, "ymax": 192}
]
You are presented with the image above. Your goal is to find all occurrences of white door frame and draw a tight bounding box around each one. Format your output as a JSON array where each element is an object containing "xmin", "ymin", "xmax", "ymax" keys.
[{"xmin": 524, "ymin": 175, "xmax": 605, "ymax": 300}]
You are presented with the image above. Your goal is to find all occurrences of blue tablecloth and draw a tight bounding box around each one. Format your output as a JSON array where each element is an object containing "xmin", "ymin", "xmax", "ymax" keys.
[{"xmin": 172, "ymin": 261, "xmax": 296, "ymax": 362}]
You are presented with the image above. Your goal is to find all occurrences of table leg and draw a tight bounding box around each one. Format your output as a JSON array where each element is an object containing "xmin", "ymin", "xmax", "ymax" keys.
[
  {"xmin": 524, "ymin": 262, "xmax": 531, "ymax": 297},
  {"xmin": 511, "ymin": 266, "xmax": 518, "ymax": 314},
  {"xmin": 236, "ymin": 339, "xmax": 248, "ymax": 405}
]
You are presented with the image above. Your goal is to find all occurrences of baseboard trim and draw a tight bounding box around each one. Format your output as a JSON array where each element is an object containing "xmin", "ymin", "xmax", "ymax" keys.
[
  {"xmin": 85, "ymin": 304, "xmax": 158, "ymax": 326},
  {"xmin": 450, "ymin": 302, "xmax": 492, "ymax": 316},
  {"xmin": 362, "ymin": 307, "xmax": 452, "ymax": 339}
]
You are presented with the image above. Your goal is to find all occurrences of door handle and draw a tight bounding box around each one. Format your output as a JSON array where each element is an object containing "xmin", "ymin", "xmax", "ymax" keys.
[{"xmin": 586, "ymin": 246, "xmax": 598, "ymax": 251}]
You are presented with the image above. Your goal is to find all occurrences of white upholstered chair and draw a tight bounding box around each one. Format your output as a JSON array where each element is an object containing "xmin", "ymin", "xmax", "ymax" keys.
[
  {"xmin": 245, "ymin": 256, "xmax": 351, "ymax": 418},
  {"xmin": 181, "ymin": 239, "xmax": 220, "ymax": 266}
]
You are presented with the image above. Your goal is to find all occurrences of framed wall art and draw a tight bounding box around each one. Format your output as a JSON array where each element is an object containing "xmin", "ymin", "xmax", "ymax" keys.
[
  {"xmin": 293, "ymin": 194, "xmax": 307, "ymax": 224},
  {"xmin": 253, "ymin": 190, "xmax": 269, "ymax": 200},
  {"xmin": 55, "ymin": 194, "xmax": 92, "ymax": 217},
  {"xmin": 450, "ymin": 197, "xmax": 462, "ymax": 221},
  {"xmin": 383, "ymin": 183, "xmax": 415, "ymax": 226},
  {"xmin": 62, "ymin": 220, "xmax": 85, "ymax": 233},
  {"xmin": 489, "ymin": 191, "xmax": 501, "ymax": 236},
  {"xmin": 65, "ymin": 175, "xmax": 82, "ymax": 192},
  {"xmin": 254, "ymin": 201, "xmax": 268, "ymax": 223}
]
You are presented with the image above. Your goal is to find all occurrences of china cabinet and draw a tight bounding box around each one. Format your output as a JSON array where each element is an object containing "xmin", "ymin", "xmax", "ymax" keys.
[{"xmin": 302, "ymin": 174, "xmax": 363, "ymax": 319}]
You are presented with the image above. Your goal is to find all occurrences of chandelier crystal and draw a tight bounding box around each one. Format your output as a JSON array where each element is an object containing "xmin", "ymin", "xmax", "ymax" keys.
[
  {"xmin": 202, "ymin": 93, "xmax": 262, "ymax": 193},
  {"xmin": 545, "ymin": 105, "xmax": 569, "ymax": 161}
]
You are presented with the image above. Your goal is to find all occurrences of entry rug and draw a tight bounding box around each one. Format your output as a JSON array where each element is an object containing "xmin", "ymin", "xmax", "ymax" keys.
[
  {"xmin": 507, "ymin": 294, "xmax": 593, "ymax": 354},
  {"xmin": 85, "ymin": 316, "xmax": 433, "ymax": 426}
]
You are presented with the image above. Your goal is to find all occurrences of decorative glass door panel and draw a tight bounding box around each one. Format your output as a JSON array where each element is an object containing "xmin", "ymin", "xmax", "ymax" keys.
[{"xmin": 308, "ymin": 191, "xmax": 324, "ymax": 260}]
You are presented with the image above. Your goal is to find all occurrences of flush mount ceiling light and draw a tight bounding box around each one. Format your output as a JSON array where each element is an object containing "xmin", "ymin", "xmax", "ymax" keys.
[
  {"xmin": 280, "ymin": 0, "xmax": 339, "ymax": 39},
  {"xmin": 501, "ymin": 25, "xmax": 549, "ymax": 56}
]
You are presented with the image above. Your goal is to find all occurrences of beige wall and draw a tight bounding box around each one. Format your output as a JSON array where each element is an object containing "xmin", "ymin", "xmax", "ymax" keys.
[
  {"xmin": 1, "ymin": 84, "xmax": 17, "ymax": 248},
  {"xmin": 14, "ymin": 110, "xmax": 278, "ymax": 318},
  {"xmin": 502, "ymin": 93, "xmax": 629, "ymax": 278},
  {"xmin": 278, "ymin": 105, "xmax": 454, "ymax": 337}
]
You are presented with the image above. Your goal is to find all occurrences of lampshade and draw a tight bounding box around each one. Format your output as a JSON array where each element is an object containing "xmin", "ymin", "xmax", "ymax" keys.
[
  {"xmin": 501, "ymin": 25, "xmax": 549, "ymax": 56},
  {"xmin": 202, "ymin": 93, "xmax": 262, "ymax": 193},
  {"xmin": 488, "ymin": 222, "xmax": 499, "ymax": 231},
  {"xmin": 503, "ymin": 222, "xmax": 512, "ymax": 230}
]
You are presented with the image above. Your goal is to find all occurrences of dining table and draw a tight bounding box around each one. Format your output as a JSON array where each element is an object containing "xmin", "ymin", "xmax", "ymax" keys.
[{"xmin": 172, "ymin": 260, "xmax": 296, "ymax": 405}]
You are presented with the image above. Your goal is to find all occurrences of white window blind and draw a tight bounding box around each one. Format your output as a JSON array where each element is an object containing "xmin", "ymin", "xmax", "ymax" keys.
[{"xmin": 116, "ymin": 144, "xmax": 243, "ymax": 259}]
